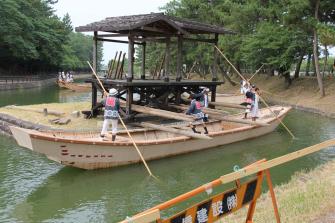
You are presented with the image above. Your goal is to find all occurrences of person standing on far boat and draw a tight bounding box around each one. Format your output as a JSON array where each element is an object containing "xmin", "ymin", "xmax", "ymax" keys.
[
  {"xmin": 240, "ymin": 80, "xmax": 247, "ymax": 94},
  {"xmin": 242, "ymin": 83, "xmax": 253, "ymax": 119},
  {"xmin": 186, "ymin": 95, "xmax": 209, "ymax": 134},
  {"xmin": 251, "ymin": 86, "xmax": 260, "ymax": 121},
  {"xmin": 201, "ymin": 88, "xmax": 210, "ymax": 108},
  {"xmin": 101, "ymin": 88, "xmax": 120, "ymax": 141},
  {"xmin": 193, "ymin": 88, "xmax": 210, "ymax": 108}
]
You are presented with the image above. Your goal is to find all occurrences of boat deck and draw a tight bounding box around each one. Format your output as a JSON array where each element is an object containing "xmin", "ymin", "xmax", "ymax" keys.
[{"xmin": 41, "ymin": 106, "xmax": 288, "ymax": 144}]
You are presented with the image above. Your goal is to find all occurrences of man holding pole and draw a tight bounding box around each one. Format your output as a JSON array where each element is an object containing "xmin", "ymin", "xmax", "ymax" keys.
[
  {"xmin": 186, "ymin": 95, "xmax": 209, "ymax": 134},
  {"xmin": 101, "ymin": 88, "xmax": 120, "ymax": 141}
]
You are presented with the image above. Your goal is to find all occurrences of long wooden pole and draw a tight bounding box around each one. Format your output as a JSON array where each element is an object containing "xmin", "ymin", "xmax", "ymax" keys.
[
  {"xmin": 137, "ymin": 122, "xmax": 212, "ymax": 140},
  {"xmin": 170, "ymin": 104, "xmax": 269, "ymax": 126},
  {"xmin": 214, "ymin": 46, "xmax": 295, "ymax": 138},
  {"xmin": 248, "ymin": 64, "xmax": 265, "ymax": 82},
  {"xmin": 87, "ymin": 61, "xmax": 154, "ymax": 177}
]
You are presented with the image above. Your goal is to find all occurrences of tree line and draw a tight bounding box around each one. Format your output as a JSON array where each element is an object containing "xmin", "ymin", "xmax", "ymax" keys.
[
  {"xmin": 138, "ymin": 0, "xmax": 335, "ymax": 96},
  {"xmin": 0, "ymin": 0, "xmax": 103, "ymax": 76}
]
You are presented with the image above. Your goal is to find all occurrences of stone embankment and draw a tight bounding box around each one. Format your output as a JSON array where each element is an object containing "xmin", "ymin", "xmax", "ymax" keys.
[{"xmin": 0, "ymin": 76, "xmax": 57, "ymax": 91}]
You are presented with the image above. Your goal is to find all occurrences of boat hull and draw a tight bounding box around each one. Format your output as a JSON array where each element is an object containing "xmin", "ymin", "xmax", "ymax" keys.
[
  {"xmin": 10, "ymin": 107, "xmax": 289, "ymax": 169},
  {"xmin": 57, "ymin": 81, "xmax": 90, "ymax": 92}
]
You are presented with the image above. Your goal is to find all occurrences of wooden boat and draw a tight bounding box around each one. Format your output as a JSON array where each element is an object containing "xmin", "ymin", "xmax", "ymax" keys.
[
  {"xmin": 10, "ymin": 106, "xmax": 291, "ymax": 170},
  {"xmin": 57, "ymin": 80, "xmax": 91, "ymax": 92}
]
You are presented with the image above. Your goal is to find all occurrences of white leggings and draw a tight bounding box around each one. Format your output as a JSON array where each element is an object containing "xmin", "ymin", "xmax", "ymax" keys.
[{"xmin": 101, "ymin": 119, "xmax": 118, "ymax": 135}]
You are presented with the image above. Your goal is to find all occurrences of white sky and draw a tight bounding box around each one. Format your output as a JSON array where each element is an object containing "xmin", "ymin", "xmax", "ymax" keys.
[{"xmin": 53, "ymin": 0, "xmax": 170, "ymax": 64}]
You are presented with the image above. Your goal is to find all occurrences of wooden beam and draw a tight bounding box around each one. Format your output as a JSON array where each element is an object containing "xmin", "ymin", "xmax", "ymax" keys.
[
  {"xmin": 119, "ymin": 101, "xmax": 193, "ymax": 122},
  {"xmin": 133, "ymin": 37, "xmax": 167, "ymax": 43},
  {"xmin": 92, "ymin": 31, "xmax": 98, "ymax": 109},
  {"xmin": 182, "ymin": 97, "xmax": 245, "ymax": 109},
  {"xmin": 136, "ymin": 122, "xmax": 212, "ymax": 140},
  {"xmin": 108, "ymin": 51, "xmax": 118, "ymax": 78},
  {"xmin": 114, "ymin": 51, "xmax": 122, "ymax": 79},
  {"xmin": 96, "ymin": 37, "xmax": 143, "ymax": 45},
  {"xmin": 93, "ymin": 31, "xmax": 98, "ymax": 72},
  {"xmin": 183, "ymin": 37, "xmax": 217, "ymax": 43},
  {"xmin": 170, "ymin": 104, "xmax": 268, "ymax": 126},
  {"xmin": 169, "ymin": 104, "xmax": 229, "ymax": 115},
  {"xmin": 140, "ymin": 26, "xmax": 173, "ymax": 34},
  {"xmin": 5, "ymin": 105, "xmax": 64, "ymax": 116},
  {"xmin": 128, "ymin": 35, "xmax": 134, "ymax": 81},
  {"xmin": 212, "ymin": 33, "xmax": 219, "ymax": 81},
  {"xmin": 117, "ymin": 53, "xmax": 126, "ymax": 79},
  {"xmin": 212, "ymin": 114, "xmax": 269, "ymax": 126},
  {"xmin": 97, "ymin": 33, "xmax": 129, "ymax": 38}
]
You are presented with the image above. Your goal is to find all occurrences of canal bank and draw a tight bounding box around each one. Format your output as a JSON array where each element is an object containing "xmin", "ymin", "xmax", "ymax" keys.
[
  {"xmin": 0, "ymin": 75, "xmax": 57, "ymax": 91},
  {"xmin": 218, "ymin": 75, "xmax": 335, "ymax": 118}
]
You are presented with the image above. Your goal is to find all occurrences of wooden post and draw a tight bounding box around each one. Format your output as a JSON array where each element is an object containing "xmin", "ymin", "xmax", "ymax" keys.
[
  {"xmin": 176, "ymin": 36, "xmax": 183, "ymax": 81},
  {"xmin": 141, "ymin": 42, "xmax": 146, "ymax": 80},
  {"xmin": 92, "ymin": 31, "xmax": 98, "ymax": 109},
  {"xmin": 246, "ymin": 171, "xmax": 264, "ymax": 223},
  {"xmin": 126, "ymin": 35, "xmax": 135, "ymax": 115},
  {"xmin": 164, "ymin": 38, "xmax": 170, "ymax": 82},
  {"xmin": 265, "ymin": 169, "xmax": 281, "ymax": 223},
  {"xmin": 114, "ymin": 51, "xmax": 122, "ymax": 79},
  {"xmin": 128, "ymin": 35, "xmax": 134, "ymax": 82},
  {"xmin": 211, "ymin": 85, "xmax": 216, "ymax": 104},
  {"xmin": 212, "ymin": 33, "xmax": 218, "ymax": 81},
  {"xmin": 118, "ymin": 53, "xmax": 126, "ymax": 79},
  {"xmin": 108, "ymin": 51, "xmax": 118, "ymax": 78}
]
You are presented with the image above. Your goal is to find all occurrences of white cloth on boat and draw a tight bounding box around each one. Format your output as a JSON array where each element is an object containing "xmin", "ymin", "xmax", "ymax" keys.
[
  {"xmin": 251, "ymin": 94, "xmax": 260, "ymax": 118},
  {"xmin": 101, "ymin": 119, "xmax": 118, "ymax": 135}
]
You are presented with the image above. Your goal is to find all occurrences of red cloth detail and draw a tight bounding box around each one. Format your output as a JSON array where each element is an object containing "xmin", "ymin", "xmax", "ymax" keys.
[
  {"xmin": 195, "ymin": 101, "xmax": 201, "ymax": 109},
  {"xmin": 106, "ymin": 97, "xmax": 116, "ymax": 106}
]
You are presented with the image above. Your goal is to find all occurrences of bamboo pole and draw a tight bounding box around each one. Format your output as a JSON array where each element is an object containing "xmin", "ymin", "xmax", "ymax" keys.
[
  {"xmin": 87, "ymin": 61, "xmax": 154, "ymax": 177},
  {"xmin": 182, "ymin": 97, "xmax": 245, "ymax": 109},
  {"xmin": 137, "ymin": 122, "xmax": 212, "ymax": 140},
  {"xmin": 214, "ymin": 46, "xmax": 295, "ymax": 138},
  {"xmin": 169, "ymin": 104, "xmax": 230, "ymax": 115},
  {"xmin": 114, "ymin": 51, "xmax": 122, "ymax": 79},
  {"xmin": 129, "ymin": 104, "xmax": 193, "ymax": 122},
  {"xmin": 248, "ymin": 64, "xmax": 265, "ymax": 82},
  {"xmin": 118, "ymin": 53, "xmax": 126, "ymax": 79},
  {"xmin": 108, "ymin": 51, "xmax": 118, "ymax": 78}
]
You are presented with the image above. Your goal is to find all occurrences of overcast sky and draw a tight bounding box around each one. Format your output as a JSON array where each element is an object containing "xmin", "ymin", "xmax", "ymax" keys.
[{"xmin": 53, "ymin": 0, "xmax": 170, "ymax": 64}]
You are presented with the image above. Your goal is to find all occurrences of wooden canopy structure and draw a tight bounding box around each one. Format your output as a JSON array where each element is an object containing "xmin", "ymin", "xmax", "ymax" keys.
[{"xmin": 75, "ymin": 13, "xmax": 234, "ymax": 115}]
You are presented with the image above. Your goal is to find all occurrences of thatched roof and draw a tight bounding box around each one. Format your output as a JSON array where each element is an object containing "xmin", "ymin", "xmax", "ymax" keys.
[{"xmin": 75, "ymin": 13, "xmax": 234, "ymax": 36}]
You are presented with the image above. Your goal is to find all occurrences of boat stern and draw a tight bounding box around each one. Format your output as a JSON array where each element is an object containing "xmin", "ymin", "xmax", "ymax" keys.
[{"xmin": 9, "ymin": 126, "xmax": 33, "ymax": 150}]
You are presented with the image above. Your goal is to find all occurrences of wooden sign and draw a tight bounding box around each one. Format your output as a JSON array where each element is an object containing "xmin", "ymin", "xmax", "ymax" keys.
[{"xmin": 161, "ymin": 177, "xmax": 262, "ymax": 223}]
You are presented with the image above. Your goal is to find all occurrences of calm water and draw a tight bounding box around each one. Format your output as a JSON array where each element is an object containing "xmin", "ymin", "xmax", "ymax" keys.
[{"xmin": 0, "ymin": 85, "xmax": 335, "ymax": 223}]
